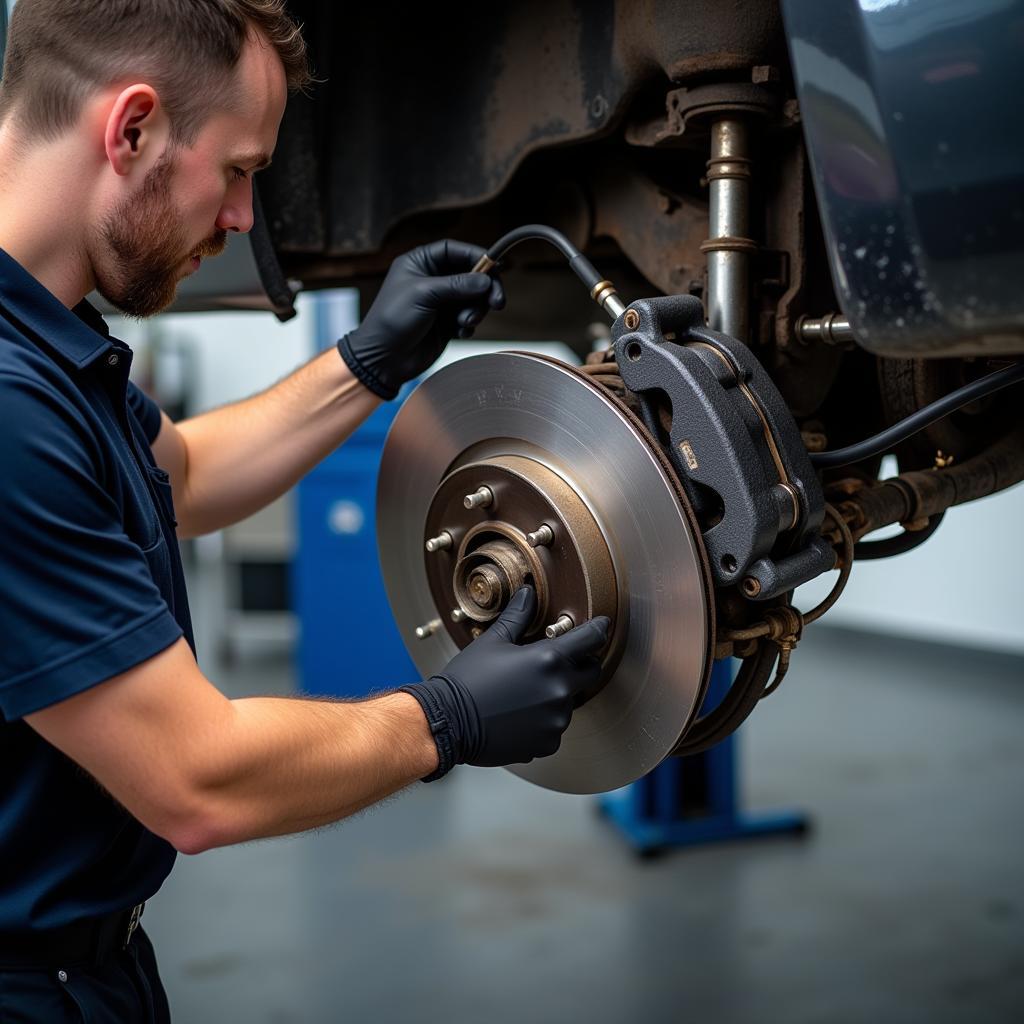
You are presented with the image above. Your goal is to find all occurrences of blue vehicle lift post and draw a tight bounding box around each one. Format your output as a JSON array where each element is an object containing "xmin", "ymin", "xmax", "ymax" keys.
[{"xmin": 599, "ymin": 661, "xmax": 809, "ymax": 856}]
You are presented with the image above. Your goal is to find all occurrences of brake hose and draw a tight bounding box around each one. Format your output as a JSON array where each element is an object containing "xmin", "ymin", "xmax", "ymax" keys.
[
  {"xmin": 472, "ymin": 224, "xmax": 628, "ymax": 320},
  {"xmin": 810, "ymin": 361, "xmax": 1024, "ymax": 471}
]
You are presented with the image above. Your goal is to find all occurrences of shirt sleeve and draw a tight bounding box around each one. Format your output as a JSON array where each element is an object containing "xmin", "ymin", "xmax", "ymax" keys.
[
  {"xmin": 0, "ymin": 374, "xmax": 183, "ymax": 720},
  {"xmin": 126, "ymin": 380, "xmax": 163, "ymax": 445}
]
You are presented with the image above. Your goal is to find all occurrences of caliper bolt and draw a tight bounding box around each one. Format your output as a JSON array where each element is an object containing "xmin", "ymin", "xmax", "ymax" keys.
[
  {"xmin": 623, "ymin": 309, "xmax": 640, "ymax": 330},
  {"xmin": 741, "ymin": 576, "xmax": 762, "ymax": 598},
  {"xmin": 450, "ymin": 608, "xmax": 467, "ymax": 623},
  {"xmin": 463, "ymin": 486, "xmax": 494, "ymax": 510},
  {"xmin": 526, "ymin": 524, "xmax": 554, "ymax": 548},
  {"xmin": 425, "ymin": 531, "xmax": 453, "ymax": 553},
  {"xmin": 414, "ymin": 618, "xmax": 442, "ymax": 639},
  {"xmin": 544, "ymin": 614, "xmax": 575, "ymax": 639}
]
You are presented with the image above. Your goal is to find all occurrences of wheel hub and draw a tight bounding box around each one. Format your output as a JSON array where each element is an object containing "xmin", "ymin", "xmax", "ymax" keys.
[{"xmin": 424, "ymin": 455, "xmax": 618, "ymax": 642}]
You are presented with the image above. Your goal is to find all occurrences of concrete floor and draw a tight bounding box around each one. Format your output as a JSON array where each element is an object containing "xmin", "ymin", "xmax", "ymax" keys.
[{"xmin": 144, "ymin": 584, "xmax": 1024, "ymax": 1023}]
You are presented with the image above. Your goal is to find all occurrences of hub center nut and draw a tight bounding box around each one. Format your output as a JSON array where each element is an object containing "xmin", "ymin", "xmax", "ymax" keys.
[
  {"xmin": 468, "ymin": 565, "xmax": 502, "ymax": 609},
  {"xmin": 454, "ymin": 539, "xmax": 532, "ymax": 622}
]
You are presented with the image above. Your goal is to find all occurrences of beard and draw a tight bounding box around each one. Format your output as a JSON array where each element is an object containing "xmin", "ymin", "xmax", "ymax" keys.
[{"xmin": 94, "ymin": 154, "xmax": 227, "ymax": 319}]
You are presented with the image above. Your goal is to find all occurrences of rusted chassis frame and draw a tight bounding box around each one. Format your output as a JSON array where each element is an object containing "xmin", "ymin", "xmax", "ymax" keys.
[{"xmin": 266, "ymin": 1, "xmax": 803, "ymax": 316}]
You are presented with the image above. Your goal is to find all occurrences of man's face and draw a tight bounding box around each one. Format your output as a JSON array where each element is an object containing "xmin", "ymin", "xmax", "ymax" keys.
[
  {"xmin": 93, "ymin": 34, "xmax": 288, "ymax": 318},
  {"xmin": 94, "ymin": 153, "xmax": 225, "ymax": 318}
]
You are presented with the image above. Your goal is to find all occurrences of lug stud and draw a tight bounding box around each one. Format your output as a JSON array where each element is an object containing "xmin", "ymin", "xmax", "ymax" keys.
[
  {"xmin": 463, "ymin": 486, "xmax": 494, "ymax": 510},
  {"xmin": 415, "ymin": 618, "xmax": 442, "ymax": 639},
  {"xmin": 544, "ymin": 614, "xmax": 575, "ymax": 639},
  {"xmin": 451, "ymin": 608, "xmax": 467, "ymax": 623},
  {"xmin": 470, "ymin": 627, "xmax": 483, "ymax": 639},
  {"xmin": 526, "ymin": 524, "xmax": 554, "ymax": 547},
  {"xmin": 425, "ymin": 531, "xmax": 453, "ymax": 553}
]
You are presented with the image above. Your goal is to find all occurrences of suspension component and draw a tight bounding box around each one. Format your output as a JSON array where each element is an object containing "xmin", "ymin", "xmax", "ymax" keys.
[{"xmin": 702, "ymin": 118, "xmax": 755, "ymax": 342}]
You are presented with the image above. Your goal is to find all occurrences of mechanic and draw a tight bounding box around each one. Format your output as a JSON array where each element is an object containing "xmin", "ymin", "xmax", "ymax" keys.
[{"xmin": 0, "ymin": 1, "xmax": 609, "ymax": 1019}]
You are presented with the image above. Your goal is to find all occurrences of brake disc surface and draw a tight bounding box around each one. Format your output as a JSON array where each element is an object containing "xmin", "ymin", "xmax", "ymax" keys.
[{"xmin": 377, "ymin": 352, "xmax": 713, "ymax": 793}]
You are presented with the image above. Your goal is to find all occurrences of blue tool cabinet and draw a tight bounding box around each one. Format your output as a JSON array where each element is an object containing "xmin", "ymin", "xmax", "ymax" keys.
[{"xmin": 293, "ymin": 396, "xmax": 418, "ymax": 697}]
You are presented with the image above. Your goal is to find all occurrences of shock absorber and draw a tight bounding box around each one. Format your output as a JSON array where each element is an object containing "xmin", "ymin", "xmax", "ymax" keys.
[{"xmin": 702, "ymin": 118, "xmax": 755, "ymax": 342}]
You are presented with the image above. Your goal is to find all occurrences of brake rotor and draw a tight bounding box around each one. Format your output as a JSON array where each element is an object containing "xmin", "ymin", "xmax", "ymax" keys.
[{"xmin": 377, "ymin": 352, "xmax": 715, "ymax": 794}]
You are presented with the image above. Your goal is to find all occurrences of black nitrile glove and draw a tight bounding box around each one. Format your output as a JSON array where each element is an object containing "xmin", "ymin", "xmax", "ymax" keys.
[
  {"xmin": 400, "ymin": 587, "xmax": 610, "ymax": 781},
  {"xmin": 337, "ymin": 239, "xmax": 505, "ymax": 400}
]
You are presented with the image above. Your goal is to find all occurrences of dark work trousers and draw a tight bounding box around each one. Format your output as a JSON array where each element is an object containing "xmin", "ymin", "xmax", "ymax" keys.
[{"xmin": 0, "ymin": 927, "xmax": 171, "ymax": 1022}]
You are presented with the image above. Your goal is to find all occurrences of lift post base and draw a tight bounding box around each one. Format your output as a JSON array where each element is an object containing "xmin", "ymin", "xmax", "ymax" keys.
[{"xmin": 597, "ymin": 662, "xmax": 810, "ymax": 856}]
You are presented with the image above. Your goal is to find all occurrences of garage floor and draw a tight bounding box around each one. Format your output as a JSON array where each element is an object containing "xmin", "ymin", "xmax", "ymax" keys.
[{"xmin": 144, "ymin": 577, "xmax": 1024, "ymax": 1024}]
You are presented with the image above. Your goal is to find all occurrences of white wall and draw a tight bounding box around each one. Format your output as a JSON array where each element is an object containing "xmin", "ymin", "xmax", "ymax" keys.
[{"xmin": 115, "ymin": 291, "xmax": 328, "ymax": 414}]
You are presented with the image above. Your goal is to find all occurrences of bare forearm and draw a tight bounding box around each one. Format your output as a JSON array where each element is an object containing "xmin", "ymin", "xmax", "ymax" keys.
[
  {"xmin": 27, "ymin": 641, "xmax": 438, "ymax": 855},
  {"xmin": 175, "ymin": 348, "xmax": 380, "ymax": 536},
  {"xmin": 170, "ymin": 691, "xmax": 437, "ymax": 853}
]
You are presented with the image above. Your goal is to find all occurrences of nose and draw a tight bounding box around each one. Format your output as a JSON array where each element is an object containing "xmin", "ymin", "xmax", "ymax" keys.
[{"xmin": 216, "ymin": 181, "xmax": 255, "ymax": 234}]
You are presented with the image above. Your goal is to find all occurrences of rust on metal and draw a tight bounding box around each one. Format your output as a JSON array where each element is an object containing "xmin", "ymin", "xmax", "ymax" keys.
[
  {"xmin": 824, "ymin": 423, "xmax": 1024, "ymax": 541},
  {"xmin": 589, "ymin": 161, "xmax": 708, "ymax": 300},
  {"xmin": 699, "ymin": 235, "xmax": 758, "ymax": 254},
  {"xmin": 423, "ymin": 455, "xmax": 617, "ymax": 644}
]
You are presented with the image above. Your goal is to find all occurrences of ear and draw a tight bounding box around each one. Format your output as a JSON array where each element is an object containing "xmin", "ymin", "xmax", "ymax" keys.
[{"xmin": 103, "ymin": 84, "xmax": 168, "ymax": 177}]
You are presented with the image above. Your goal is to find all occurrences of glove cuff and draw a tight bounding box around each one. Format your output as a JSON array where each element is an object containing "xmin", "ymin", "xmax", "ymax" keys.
[
  {"xmin": 399, "ymin": 683, "xmax": 456, "ymax": 782},
  {"xmin": 337, "ymin": 334, "xmax": 400, "ymax": 401}
]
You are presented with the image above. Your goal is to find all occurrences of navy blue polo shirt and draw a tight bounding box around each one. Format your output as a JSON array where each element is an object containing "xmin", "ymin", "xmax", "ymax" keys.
[{"xmin": 0, "ymin": 247, "xmax": 194, "ymax": 934}]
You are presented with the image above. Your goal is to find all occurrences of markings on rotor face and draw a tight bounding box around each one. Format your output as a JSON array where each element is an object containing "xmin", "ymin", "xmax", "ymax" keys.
[
  {"xmin": 679, "ymin": 440, "xmax": 699, "ymax": 471},
  {"xmin": 474, "ymin": 385, "xmax": 523, "ymax": 407}
]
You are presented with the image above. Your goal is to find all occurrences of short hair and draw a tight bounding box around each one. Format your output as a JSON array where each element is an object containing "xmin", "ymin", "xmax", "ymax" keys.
[{"xmin": 0, "ymin": 0, "xmax": 311, "ymax": 145}]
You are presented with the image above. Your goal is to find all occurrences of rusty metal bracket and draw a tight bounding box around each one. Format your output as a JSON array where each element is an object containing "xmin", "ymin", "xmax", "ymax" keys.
[{"xmin": 626, "ymin": 81, "xmax": 781, "ymax": 148}]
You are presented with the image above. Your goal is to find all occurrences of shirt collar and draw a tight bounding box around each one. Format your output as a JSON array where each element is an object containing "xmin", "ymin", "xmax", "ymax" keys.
[{"xmin": 0, "ymin": 246, "xmax": 117, "ymax": 369}]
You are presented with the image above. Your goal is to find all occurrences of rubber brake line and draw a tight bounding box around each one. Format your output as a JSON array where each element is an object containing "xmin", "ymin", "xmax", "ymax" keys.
[
  {"xmin": 472, "ymin": 224, "xmax": 627, "ymax": 320},
  {"xmin": 809, "ymin": 361, "xmax": 1024, "ymax": 471}
]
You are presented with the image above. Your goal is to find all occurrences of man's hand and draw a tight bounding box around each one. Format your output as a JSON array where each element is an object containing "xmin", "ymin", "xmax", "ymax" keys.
[
  {"xmin": 401, "ymin": 587, "xmax": 610, "ymax": 779},
  {"xmin": 338, "ymin": 239, "xmax": 505, "ymax": 400}
]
